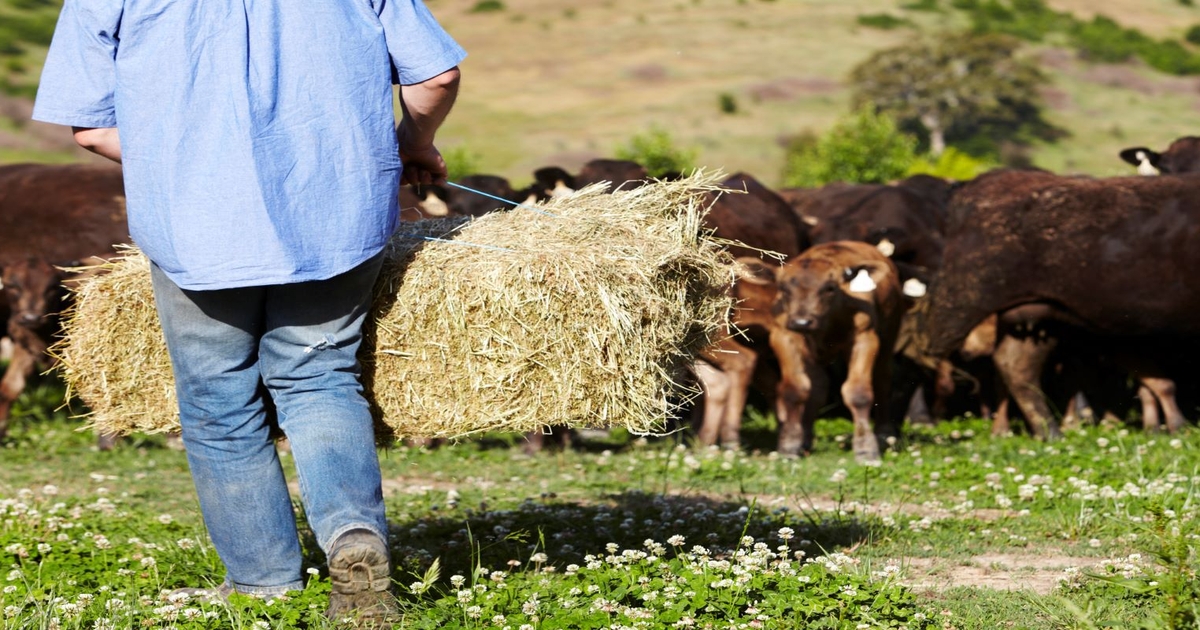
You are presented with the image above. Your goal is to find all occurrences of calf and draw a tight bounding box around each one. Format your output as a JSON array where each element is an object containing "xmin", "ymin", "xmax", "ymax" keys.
[
  {"xmin": 1, "ymin": 258, "xmax": 66, "ymax": 439},
  {"xmin": 0, "ymin": 163, "xmax": 129, "ymax": 445},
  {"xmin": 741, "ymin": 242, "xmax": 906, "ymax": 461}
]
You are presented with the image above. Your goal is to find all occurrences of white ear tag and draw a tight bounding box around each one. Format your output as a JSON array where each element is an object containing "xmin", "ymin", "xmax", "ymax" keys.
[
  {"xmin": 848, "ymin": 269, "xmax": 876, "ymax": 293},
  {"xmin": 876, "ymin": 238, "xmax": 896, "ymax": 257},
  {"xmin": 902, "ymin": 277, "xmax": 927, "ymax": 298}
]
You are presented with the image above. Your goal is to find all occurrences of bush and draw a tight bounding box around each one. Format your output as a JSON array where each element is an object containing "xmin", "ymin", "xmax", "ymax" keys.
[
  {"xmin": 717, "ymin": 92, "xmax": 738, "ymax": 114},
  {"xmin": 441, "ymin": 146, "xmax": 481, "ymax": 183},
  {"xmin": 905, "ymin": 147, "xmax": 995, "ymax": 180},
  {"xmin": 615, "ymin": 128, "xmax": 698, "ymax": 178},
  {"xmin": 469, "ymin": 0, "xmax": 505, "ymax": 13},
  {"xmin": 1187, "ymin": 24, "xmax": 1200, "ymax": 46},
  {"xmin": 902, "ymin": 0, "xmax": 942, "ymax": 11},
  {"xmin": 856, "ymin": 14, "xmax": 911, "ymax": 30},
  {"xmin": 781, "ymin": 108, "xmax": 918, "ymax": 187}
]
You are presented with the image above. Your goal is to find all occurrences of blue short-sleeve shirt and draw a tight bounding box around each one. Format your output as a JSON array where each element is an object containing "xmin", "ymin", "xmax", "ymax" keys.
[{"xmin": 33, "ymin": 0, "xmax": 466, "ymax": 290}]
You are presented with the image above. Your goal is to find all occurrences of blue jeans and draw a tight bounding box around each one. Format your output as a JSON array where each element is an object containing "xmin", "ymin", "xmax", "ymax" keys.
[{"xmin": 151, "ymin": 255, "xmax": 388, "ymax": 597}]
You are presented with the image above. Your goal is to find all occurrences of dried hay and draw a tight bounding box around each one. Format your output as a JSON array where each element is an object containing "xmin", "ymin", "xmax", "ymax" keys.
[{"xmin": 54, "ymin": 173, "xmax": 735, "ymax": 440}]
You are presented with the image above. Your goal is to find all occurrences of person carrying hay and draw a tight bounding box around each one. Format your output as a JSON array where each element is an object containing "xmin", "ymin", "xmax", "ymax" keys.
[{"xmin": 32, "ymin": 0, "xmax": 465, "ymax": 624}]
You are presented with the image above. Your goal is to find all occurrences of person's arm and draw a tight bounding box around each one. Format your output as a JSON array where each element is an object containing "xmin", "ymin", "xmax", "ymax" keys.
[
  {"xmin": 397, "ymin": 66, "xmax": 460, "ymax": 187},
  {"xmin": 73, "ymin": 126, "xmax": 122, "ymax": 163}
]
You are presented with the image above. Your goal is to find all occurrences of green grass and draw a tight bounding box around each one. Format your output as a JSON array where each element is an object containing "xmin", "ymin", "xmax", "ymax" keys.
[{"xmin": 2, "ymin": 372, "xmax": 1199, "ymax": 628}]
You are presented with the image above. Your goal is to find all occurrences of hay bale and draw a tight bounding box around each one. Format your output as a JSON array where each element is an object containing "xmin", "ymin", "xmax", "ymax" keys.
[{"xmin": 55, "ymin": 173, "xmax": 735, "ymax": 440}]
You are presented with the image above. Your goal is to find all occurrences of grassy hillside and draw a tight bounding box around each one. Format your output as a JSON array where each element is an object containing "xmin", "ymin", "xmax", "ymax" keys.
[{"xmin": 2, "ymin": 0, "xmax": 1199, "ymax": 184}]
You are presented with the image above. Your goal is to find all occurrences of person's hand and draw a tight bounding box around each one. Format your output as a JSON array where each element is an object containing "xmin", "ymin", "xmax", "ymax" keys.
[{"xmin": 398, "ymin": 125, "xmax": 448, "ymax": 187}]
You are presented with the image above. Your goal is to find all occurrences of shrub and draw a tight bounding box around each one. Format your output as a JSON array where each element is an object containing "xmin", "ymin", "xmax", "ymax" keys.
[
  {"xmin": 469, "ymin": 0, "xmax": 505, "ymax": 13},
  {"xmin": 781, "ymin": 108, "xmax": 918, "ymax": 187},
  {"xmin": 441, "ymin": 146, "xmax": 481, "ymax": 183},
  {"xmin": 615, "ymin": 128, "xmax": 698, "ymax": 178},
  {"xmin": 902, "ymin": 0, "xmax": 942, "ymax": 11},
  {"xmin": 905, "ymin": 147, "xmax": 995, "ymax": 180},
  {"xmin": 1187, "ymin": 24, "xmax": 1200, "ymax": 46},
  {"xmin": 718, "ymin": 92, "xmax": 738, "ymax": 114},
  {"xmin": 856, "ymin": 14, "xmax": 911, "ymax": 30}
]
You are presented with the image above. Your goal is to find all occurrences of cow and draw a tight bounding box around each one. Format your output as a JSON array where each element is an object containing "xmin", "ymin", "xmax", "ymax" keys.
[
  {"xmin": 736, "ymin": 241, "xmax": 907, "ymax": 461},
  {"xmin": 574, "ymin": 159, "xmax": 649, "ymax": 192},
  {"xmin": 924, "ymin": 169, "xmax": 1200, "ymax": 439},
  {"xmin": 0, "ymin": 163, "xmax": 130, "ymax": 446},
  {"xmin": 1119, "ymin": 137, "xmax": 1200, "ymax": 175}
]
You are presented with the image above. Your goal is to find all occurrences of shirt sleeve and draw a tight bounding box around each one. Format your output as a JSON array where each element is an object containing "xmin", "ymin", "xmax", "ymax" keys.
[
  {"xmin": 373, "ymin": 0, "xmax": 467, "ymax": 85},
  {"xmin": 31, "ymin": 0, "xmax": 123, "ymax": 128}
]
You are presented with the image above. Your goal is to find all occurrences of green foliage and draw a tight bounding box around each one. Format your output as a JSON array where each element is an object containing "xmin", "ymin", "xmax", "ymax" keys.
[
  {"xmin": 614, "ymin": 128, "xmax": 697, "ymax": 178},
  {"xmin": 469, "ymin": 0, "xmax": 505, "ymax": 13},
  {"xmin": 441, "ymin": 145, "xmax": 481, "ymax": 183},
  {"xmin": 905, "ymin": 147, "xmax": 995, "ymax": 180},
  {"xmin": 717, "ymin": 91, "xmax": 738, "ymax": 114},
  {"xmin": 1186, "ymin": 24, "xmax": 1200, "ymax": 46},
  {"xmin": 782, "ymin": 108, "xmax": 918, "ymax": 187},
  {"xmin": 856, "ymin": 13, "xmax": 912, "ymax": 30},
  {"xmin": 948, "ymin": 1, "xmax": 1200, "ymax": 76},
  {"xmin": 901, "ymin": 0, "xmax": 942, "ymax": 11}
]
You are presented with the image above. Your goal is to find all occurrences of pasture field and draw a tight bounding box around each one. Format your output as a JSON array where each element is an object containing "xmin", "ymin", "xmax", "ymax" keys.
[
  {"xmin": 1, "ymin": 378, "xmax": 1198, "ymax": 629},
  {"xmin": 3, "ymin": 0, "xmax": 1200, "ymax": 182}
]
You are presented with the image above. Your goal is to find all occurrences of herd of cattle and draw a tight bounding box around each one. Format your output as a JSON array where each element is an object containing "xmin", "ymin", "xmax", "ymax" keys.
[{"xmin": 2, "ymin": 137, "xmax": 1200, "ymax": 459}]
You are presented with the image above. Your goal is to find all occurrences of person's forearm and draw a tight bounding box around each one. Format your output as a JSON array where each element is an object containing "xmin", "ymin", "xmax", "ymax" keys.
[
  {"xmin": 397, "ymin": 67, "xmax": 460, "ymax": 148},
  {"xmin": 72, "ymin": 127, "xmax": 122, "ymax": 163}
]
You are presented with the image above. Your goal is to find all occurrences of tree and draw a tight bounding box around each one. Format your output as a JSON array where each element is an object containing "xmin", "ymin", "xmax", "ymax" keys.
[
  {"xmin": 781, "ymin": 107, "xmax": 918, "ymax": 187},
  {"xmin": 849, "ymin": 31, "xmax": 1060, "ymax": 158}
]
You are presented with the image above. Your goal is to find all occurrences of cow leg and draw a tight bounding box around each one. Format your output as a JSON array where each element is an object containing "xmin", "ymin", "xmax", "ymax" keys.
[
  {"xmin": 843, "ymin": 329, "xmax": 883, "ymax": 462},
  {"xmin": 692, "ymin": 359, "xmax": 728, "ymax": 447},
  {"xmin": 1140, "ymin": 376, "xmax": 1187, "ymax": 434},
  {"xmin": 522, "ymin": 429, "xmax": 545, "ymax": 455},
  {"xmin": 1137, "ymin": 384, "xmax": 1161, "ymax": 432},
  {"xmin": 0, "ymin": 343, "xmax": 37, "ymax": 439},
  {"xmin": 718, "ymin": 346, "xmax": 757, "ymax": 449},
  {"xmin": 931, "ymin": 359, "xmax": 955, "ymax": 421},
  {"xmin": 772, "ymin": 331, "xmax": 822, "ymax": 456},
  {"xmin": 993, "ymin": 332, "xmax": 1060, "ymax": 440},
  {"xmin": 907, "ymin": 387, "xmax": 933, "ymax": 426}
]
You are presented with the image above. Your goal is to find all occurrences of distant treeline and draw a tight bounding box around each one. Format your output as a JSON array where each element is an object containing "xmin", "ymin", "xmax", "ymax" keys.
[{"xmin": 861, "ymin": 0, "xmax": 1200, "ymax": 76}]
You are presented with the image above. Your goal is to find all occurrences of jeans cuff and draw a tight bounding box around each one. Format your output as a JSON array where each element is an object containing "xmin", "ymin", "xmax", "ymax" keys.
[
  {"xmin": 225, "ymin": 577, "xmax": 305, "ymax": 598},
  {"xmin": 325, "ymin": 523, "xmax": 389, "ymax": 554}
]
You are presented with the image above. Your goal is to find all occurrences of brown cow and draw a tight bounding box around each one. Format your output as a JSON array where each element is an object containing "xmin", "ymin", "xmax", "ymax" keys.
[
  {"xmin": 739, "ymin": 241, "xmax": 906, "ymax": 461},
  {"xmin": 1119, "ymin": 137, "xmax": 1200, "ymax": 175},
  {"xmin": 0, "ymin": 163, "xmax": 129, "ymax": 445},
  {"xmin": 925, "ymin": 169, "xmax": 1200, "ymax": 438},
  {"xmin": 574, "ymin": 159, "xmax": 649, "ymax": 192}
]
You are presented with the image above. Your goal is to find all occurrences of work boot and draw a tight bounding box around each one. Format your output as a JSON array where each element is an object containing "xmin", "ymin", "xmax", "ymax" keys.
[{"xmin": 325, "ymin": 529, "xmax": 396, "ymax": 626}]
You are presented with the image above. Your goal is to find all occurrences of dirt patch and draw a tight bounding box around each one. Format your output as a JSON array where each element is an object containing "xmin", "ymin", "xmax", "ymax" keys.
[
  {"xmin": 901, "ymin": 553, "xmax": 1091, "ymax": 594},
  {"xmin": 746, "ymin": 76, "xmax": 842, "ymax": 102}
]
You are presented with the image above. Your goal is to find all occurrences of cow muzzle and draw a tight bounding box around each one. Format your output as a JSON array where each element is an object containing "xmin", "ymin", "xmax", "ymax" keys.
[
  {"xmin": 17, "ymin": 312, "xmax": 43, "ymax": 327},
  {"xmin": 786, "ymin": 317, "xmax": 817, "ymax": 332}
]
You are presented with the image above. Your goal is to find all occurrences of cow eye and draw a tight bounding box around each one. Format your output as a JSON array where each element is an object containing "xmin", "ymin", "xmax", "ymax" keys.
[{"xmin": 841, "ymin": 268, "xmax": 856, "ymax": 282}]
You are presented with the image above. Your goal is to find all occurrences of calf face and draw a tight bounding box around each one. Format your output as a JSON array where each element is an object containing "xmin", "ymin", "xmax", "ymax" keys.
[
  {"xmin": 769, "ymin": 257, "xmax": 889, "ymax": 337},
  {"xmin": 2, "ymin": 258, "xmax": 64, "ymax": 334}
]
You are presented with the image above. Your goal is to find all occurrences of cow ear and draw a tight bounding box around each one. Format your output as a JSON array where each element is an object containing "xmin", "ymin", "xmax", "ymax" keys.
[
  {"xmin": 734, "ymin": 257, "xmax": 778, "ymax": 286},
  {"xmin": 843, "ymin": 263, "xmax": 889, "ymax": 294},
  {"xmin": 1119, "ymin": 147, "xmax": 1160, "ymax": 168}
]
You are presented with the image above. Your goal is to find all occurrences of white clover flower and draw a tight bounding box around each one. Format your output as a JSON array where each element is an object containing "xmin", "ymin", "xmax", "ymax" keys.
[
  {"xmin": 1096, "ymin": 437, "xmax": 1110, "ymax": 448},
  {"xmin": 157, "ymin": 514, "xmax": 174, "ymax": 525},
  {"xmin": 1170, "ymin": 439, "xmax": 1183, "ymax": 449},
  {"xmin": 667, "ymin": 535, "xmax": 685, "ymax": 546},
  {"xmin": 530, "ymin": 552, "xmax": 548, "ymax": 564},
  {"xmin": 830, "ymin": 469, "xmax": 848, "ymax": 483},
  {"xmin": 450, "ymin": 575, "xmax": 465, "ymax": 587},
  {"xmin": 465, "ymin": 605, "xmax": 482, "ymax": 619},
  {"xmin": 777, "ymin": 527, "xmax": 794, "ymax": 541},
  {"xmin": 41, "ymin": 485, "xmax": 59, "ymax": 496},
  {"xmin": 1089, "ymin": 539, "xmax": 1101, "ymax": 548},
  {"xmin": 140, "ymin": 557, "xmax": 156, "ymax": 568}
]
